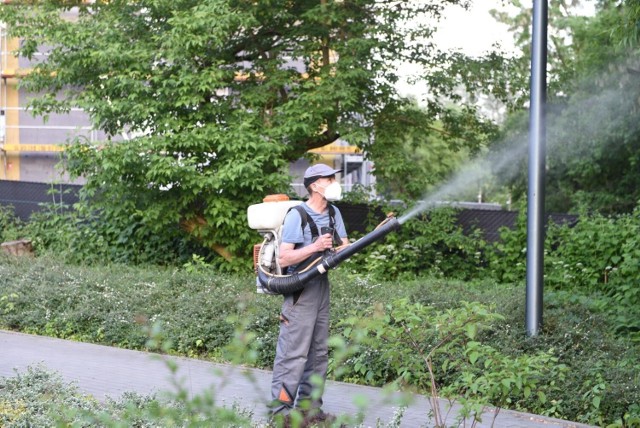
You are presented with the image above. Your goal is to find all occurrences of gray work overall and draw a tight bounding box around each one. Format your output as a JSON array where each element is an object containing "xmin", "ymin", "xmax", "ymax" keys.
[{"xmin": 270, "ymin": 273, "xmax": 331, "ymax": 414}]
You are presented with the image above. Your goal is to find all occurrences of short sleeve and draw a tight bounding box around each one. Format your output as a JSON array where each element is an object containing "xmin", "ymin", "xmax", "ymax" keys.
[
  {"xmin": 332, "ymin": 206, "xmax": 348, "ymax": 238},
  {"xmin": 281, "ymin": 209, "xmax": 305, "ymax": 245}
]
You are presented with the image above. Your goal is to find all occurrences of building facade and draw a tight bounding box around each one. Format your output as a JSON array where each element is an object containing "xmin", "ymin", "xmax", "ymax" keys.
[{"xmin": 0, "ymin": 22, "xmax": 103, "ymax": 183}]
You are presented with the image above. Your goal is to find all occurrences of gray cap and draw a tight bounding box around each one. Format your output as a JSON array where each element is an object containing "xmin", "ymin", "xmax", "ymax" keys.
[
  {"xmin": 304, "ymin": 164, "xmax": 342, "ymax": 178},
  {"xmin": 303, "ymin": 164, "xmax": 342, "ymax": 188}
]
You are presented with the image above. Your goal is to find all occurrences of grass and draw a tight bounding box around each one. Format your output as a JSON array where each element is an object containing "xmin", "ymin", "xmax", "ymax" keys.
[{"xmin": 0, "ymin": 253, "xmax": 639, "ymax": 426}]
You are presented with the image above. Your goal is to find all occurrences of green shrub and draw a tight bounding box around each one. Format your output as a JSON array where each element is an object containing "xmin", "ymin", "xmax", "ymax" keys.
[
  {"xmin": 1, "ymin": 200, "xmax": 218, "ymax": 267},
  {"xmin": 1, "ymin": 255, "xmax": 639, "ymax": 426},
  {"xmin": 329, "ymin": 276, "xmax": 640, "ymax": 426},
  {"xmin": 479, "ymin": 288, "xmax": 640, "ymax": 426},
  {"xmin": 23, "ymin": 203, "xmax": 204, "ymax": 266},
  {"xmin": 344, "ymin": 206, "xmax": 486, "ymax": 281},
  {"xmin": 0, "ymin": 365, "xmax": 103, "ymax": 427},
  {"xmin": 543, "ymin": 210, "xmax": 636, "ymax": 291},
  {"xmin": 485, "ymin": 204, "xmax": 640, "ymax": 341},
  {"xmin": 333, "ymin": 298, "xmax": 568, "ymax": 424},
  {"xmin": 0, "ymin": 205, "xmax": 23, "ymax": 242},
  {"xmin": 0, "ymin": 255, "xmax": 280, "ymax": 364},
  {"xmin": 0, "ymin": 365, "xmax": 255, "ymax": 427},
  {"xmin": 483, "ymin": 210, "xmax": 527, "ymax": 284}
]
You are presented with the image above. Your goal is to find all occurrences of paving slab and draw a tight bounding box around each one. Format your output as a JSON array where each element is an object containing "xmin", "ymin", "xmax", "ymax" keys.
[{"xmin": 0, "ymin": 330, "xmax": 594, "ymax": 427}]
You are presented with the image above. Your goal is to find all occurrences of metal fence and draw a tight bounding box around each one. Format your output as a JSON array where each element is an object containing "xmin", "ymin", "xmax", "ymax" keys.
[
  {"xmin": 0, "ymin": 180, "xmax": 577, "ymax": 242},
  {"xmin": 0, "ymin": 180, "xmax": 81, "ymax": 221},
  {"xmin": 335, "ymin": 203, "xmax": 521, "ymax": 242},
  {"xmin": 336, "ymin": 203, "xmax": 578, "ymax": 242}
]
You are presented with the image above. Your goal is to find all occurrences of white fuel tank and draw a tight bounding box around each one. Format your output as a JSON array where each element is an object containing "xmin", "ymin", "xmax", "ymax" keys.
[{"xmin": 247, "ymin": 195, "xmax": 303, "ymax": 231}]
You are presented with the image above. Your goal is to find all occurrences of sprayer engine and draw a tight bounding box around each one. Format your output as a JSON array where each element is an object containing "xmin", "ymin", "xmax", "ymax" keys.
[{"xmin": 247, "ymin": 194, "xmax": 303, "ymax": 293}]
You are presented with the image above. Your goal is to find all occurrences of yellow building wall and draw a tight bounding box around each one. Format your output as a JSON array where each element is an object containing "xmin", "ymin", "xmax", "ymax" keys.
[{"xmin": 1, "ymin": 36, "xmax": 20, "ymax": 180}]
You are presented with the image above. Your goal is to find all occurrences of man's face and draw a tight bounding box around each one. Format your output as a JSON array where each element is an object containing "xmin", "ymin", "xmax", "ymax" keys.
[{"xmin": 312, "ymin": 176, "xmax": 336, "ymax": 194}]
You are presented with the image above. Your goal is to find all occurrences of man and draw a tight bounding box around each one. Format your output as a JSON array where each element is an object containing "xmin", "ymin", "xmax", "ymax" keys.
[{"xmin": 270, "ymin": 163, "xmax": 349, "ymax": 425}]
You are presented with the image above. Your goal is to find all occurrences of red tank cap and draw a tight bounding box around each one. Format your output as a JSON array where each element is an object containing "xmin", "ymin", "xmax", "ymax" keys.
[{"xmin": 263, "ymin": 194, "xmax": 290, "ymax": 202}]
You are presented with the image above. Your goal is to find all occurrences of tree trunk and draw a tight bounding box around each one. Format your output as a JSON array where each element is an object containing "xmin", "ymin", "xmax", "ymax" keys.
[{"xmin": 1, "ymin": 239, "xmax": 34, "ymax": 257}]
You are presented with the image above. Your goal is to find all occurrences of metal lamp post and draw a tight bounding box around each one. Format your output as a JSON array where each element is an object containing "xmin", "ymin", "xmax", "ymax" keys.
[{"xmin": 526, "ymin": 0, "xmax": 548, "ymax": 337}]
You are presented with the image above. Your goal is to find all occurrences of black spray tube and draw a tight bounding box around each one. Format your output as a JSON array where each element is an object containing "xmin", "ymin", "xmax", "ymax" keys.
[{"xmin": 258, "ymin": 217, "xmax": 400, "ymax": 294}]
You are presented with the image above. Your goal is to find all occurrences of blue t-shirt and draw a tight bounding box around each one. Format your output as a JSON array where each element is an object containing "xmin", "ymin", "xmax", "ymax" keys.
[{"xmin": 281, "ymin": 203, "xmax": 348, "ymax": 249}]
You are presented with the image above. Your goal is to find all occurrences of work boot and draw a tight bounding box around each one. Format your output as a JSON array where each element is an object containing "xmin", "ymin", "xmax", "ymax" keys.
[
  {"xmin": 301, "ymin": 408, "xmax": 338, "ymax": 427},
  {"xmin": 269, "ymin": 410, "xmax": 306, "ymax": 428}
]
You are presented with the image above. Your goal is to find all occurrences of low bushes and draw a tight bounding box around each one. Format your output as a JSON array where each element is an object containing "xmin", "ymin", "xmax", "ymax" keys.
[
  {"xmin": 1, "ymin": 255, "xmax": 639, "ymax": 426},
  {"xmin": 2, "ymin": 200, "xmax": 640, "ymax": 425},
  {"xmin": 0, "ymin": 365, "xmax": 255, "ymax": 427},
  {"xmin": 491, "ymin": 207, "xmax": 640, "ymax": 341}
]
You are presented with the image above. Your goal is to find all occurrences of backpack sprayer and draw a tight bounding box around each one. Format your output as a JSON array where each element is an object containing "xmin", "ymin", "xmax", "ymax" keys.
[{"xmin": 248, "ymin": 194, "xmax": 401, "ymax": 295}]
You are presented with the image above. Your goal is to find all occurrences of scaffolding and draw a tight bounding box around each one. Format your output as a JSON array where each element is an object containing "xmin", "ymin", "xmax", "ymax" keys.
[{"xmin": 0, "ymin": 21, "xmax": 97, "ymax": 181}]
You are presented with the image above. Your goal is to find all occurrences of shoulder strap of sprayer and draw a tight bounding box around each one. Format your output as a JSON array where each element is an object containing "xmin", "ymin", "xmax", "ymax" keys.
[
  {"xmin": 326, "ymin": 204, "xmax": 342, "ymax": 245},
  {"xmin": 327, "ymin": 204, "xmax": 342, "ymax": 245},
  {"xmin": 283, "ymin": 205, "xmax": 340, "ymax": 299},
  {"xmin": 290, "ymin": 204, "xmax": 339, "ymax": 244},
  {"xmin": 291, "ymin": 205, "xmax": 318, "ymax": 240}
]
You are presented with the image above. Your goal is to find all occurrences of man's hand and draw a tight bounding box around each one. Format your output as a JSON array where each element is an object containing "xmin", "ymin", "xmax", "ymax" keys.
[{"xmin": 315, "ymin": 233, "xmax": 334, "ymax": 251}]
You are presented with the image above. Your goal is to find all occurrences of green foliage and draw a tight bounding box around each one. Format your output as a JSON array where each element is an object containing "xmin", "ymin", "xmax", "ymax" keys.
[
  {"xmin": 339, "ymin": 184, "xmax": 377, "ymax": 204},
  {"xmin": 492, "ymin": 1, "xmax": 640, "ymax": 214},
  {"xmin": 444, "ymin": 346, "xmax": 567, "ymax": 422},
  {"xmin": 0, "ymin": 256, "xmax": 639, "ymax": 426},
  {"xmin": 10, "ymin": 193, "xmax": 640, "ymax": 343},
  {"xmin": 17, "ymin": 202, "xmax": 202, "ymax": 266},
  {"xmin": 0, "ymin": 206, "xmax": 23, "ymax": 243},
  {"xmin": 0, "ymin": 365, "xmax": 254, "ymax": 427},
  {"xmin": 490, "ymin": 288, "xmax": 640, "ymax": 427},
  {"xmin": 490, "ymin": 1, "xmax": 593, "ymax": 103},
  {"xmin": 484, "ymin": 209, "xmax": 527, "ymax": 284},
  {"xmin": 0, "ymin": 0, "xmax": 503, "ymax": 267},
  {"xmin": 334, "ymin": 298, "xmax": 567, "ymax": 426},
  {"xmin": 364, "ymin": 102, "xmax": 498, "ymax": 201},
  {"xmin": 544, "ymin": 212, "xmax": 628, "ymax": 290},
  {"xmin": 0, "ymin": 366, "xmax": 103, "ymax": 427},
  {"xmin": 0, "ymin": 256, "xmax": 281, "ymax": 361},
  {"xmin": 485, "ymin": 204, "xmax": 640, "ymax": 341},
  {"xmin": 344, "ymin": 206, "xmax": 485, "ymax": 281}
]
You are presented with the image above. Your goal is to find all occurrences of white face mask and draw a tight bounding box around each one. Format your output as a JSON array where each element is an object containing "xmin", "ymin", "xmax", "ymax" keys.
[{"xmin": 316, "ymin": 181, "xmax": 342, "ymax": 201}]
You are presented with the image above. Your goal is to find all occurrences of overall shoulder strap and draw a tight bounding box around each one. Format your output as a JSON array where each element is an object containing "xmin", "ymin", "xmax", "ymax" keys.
[
  {"xmin": 327, "ymin": 204, "xmax": 336, "ymax": 228},
  {"xmin": 291, "ymin": 205, "xmax": 319, "ymax": 239},
  {"xmin": 327, "ymin": 204, "xmax": 342, "ymax": 245}
]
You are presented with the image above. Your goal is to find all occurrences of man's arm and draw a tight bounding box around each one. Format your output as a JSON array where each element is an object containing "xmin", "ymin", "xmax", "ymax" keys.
[
  {"xmin": 335, "ymin": 237, "xmax": 350, "ymax": 252},
  {"xmin": 279, "ymin": 234, "xmax": 335, "ymax": 268}
]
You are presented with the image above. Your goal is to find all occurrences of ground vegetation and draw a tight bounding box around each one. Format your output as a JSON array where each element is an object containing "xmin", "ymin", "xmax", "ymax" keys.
[{"xmin": 1, "ymin": 212, "xmax": 639, "ymax": 426}]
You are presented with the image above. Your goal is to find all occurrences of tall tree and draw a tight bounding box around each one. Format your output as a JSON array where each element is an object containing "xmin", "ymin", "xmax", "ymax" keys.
[
  {"xmin": 0, "ymin": 0, "xmax": 495, "ymax": 265},
  {"xmin": 491, "ymin": 0, "xmax": 640, "ymax": 214}
]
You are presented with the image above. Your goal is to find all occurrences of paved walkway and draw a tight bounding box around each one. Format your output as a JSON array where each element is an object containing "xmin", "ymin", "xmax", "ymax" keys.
[{"xmin": 0, "ymin": 330, "xmax": 593, "ymax": 427}]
